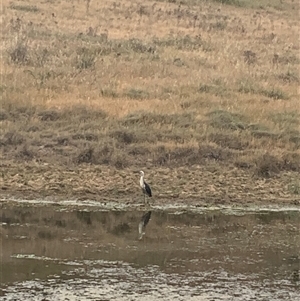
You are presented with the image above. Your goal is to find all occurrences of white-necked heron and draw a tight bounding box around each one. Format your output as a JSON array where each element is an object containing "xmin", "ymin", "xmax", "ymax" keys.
[{"xmin": 139, "ymin": 170, "xmax": 152, "ymax": 203}]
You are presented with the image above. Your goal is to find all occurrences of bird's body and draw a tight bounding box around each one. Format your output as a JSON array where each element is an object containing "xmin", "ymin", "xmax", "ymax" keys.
[
  {"xmin": 138, "ymin": 211, "xmax": 152, "ymax": 240},
  {"xmin": 139, "ymin": 171, "xmax": 152, "ymax": 203}
]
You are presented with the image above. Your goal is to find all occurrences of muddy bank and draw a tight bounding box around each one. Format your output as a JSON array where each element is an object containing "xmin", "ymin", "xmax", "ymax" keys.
[{"xmin": 0, "ymin": 161, "xmax": 299, "ymax": 207}]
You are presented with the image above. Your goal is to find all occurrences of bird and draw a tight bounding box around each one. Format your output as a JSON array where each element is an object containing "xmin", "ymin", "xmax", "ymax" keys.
[
  {"xmin": 138, "ymin": 211, "xmax": 152, "ymax": 240},
  {"xmin": 139, "ymin": 170, "xmax": 152, "ymax": 204}
]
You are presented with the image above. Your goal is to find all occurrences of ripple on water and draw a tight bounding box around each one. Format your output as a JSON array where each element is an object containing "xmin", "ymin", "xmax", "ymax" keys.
[{"xmin": 2, "ymin": 259, "xmax": 299, "ymax": 301}]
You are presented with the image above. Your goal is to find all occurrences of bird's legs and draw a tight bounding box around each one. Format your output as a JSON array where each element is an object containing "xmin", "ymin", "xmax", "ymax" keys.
[{"xmin": 143, "ymin": 193, "xmax": 149, "ymax": 206}]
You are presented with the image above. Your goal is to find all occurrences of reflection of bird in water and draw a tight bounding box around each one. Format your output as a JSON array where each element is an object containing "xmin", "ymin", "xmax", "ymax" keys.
[
  {"xmin": 138, "ymin": 211, "xmax": 152, "ymax": 240},
  {"xmin": 139, "ymin": 171, "xmax": 152, "ymax": 204}
]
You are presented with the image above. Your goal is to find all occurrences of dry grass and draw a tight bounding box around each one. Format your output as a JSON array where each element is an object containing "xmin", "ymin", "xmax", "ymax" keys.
[{"xmin": 1, "ymin": 0, "xmax": 299, "ymax": 188}]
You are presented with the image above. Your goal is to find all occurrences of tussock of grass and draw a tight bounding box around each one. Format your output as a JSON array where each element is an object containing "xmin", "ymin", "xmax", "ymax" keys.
[{"xmin": 207, "ymin": 110, "xmax": 249, "ymax": 131}]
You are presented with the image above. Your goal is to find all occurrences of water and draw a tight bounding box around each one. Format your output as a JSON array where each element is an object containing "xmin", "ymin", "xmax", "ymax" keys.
[{"xmin": 1, "ymin": 201, "xmax": 299, "ymax": 300}]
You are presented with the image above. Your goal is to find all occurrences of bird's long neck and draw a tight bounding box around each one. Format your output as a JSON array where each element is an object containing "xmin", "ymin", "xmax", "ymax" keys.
[{"xmin": 140, "ymin": 175, "xmax": 144, "ymax": 188}]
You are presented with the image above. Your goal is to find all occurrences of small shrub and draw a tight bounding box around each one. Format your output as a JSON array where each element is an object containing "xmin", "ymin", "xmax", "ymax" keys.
[
  {"xmin": 243, "ymin": 50, "xmax": 257, "ymax": 65},
  {"xmin": 76, "ymin": 147, "xmax": 94, "ymax": 164},
  {"xmin": 9, "ymin": 41, "xmax": 28, "ymax": 64},
  {"xmin": 111, "ymin": 130, "xmax": 136, "ymax": 144},
  {"xmin": 75, "ymin": 47, "xmax": 97, "ymax": 69},
  {"xmin": 255, "ymin": 153, "xmax": 281, "ymax": 178},
  {"xmin": 100, "ymin": 88, "xmax": 118, "ymax": 98},
  {"xmin": 16, "ymin": 145, "xmax": 35, "ymax": 160}
]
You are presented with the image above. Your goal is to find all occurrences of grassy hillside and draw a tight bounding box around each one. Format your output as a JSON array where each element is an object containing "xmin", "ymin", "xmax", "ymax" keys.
[{"xmin": 0, "ymin": 0, "xmax": 299, "ymax": 201}]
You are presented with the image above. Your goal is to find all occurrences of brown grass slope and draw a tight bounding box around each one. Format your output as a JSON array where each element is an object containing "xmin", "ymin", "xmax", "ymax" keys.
[{"xmin": 0, "ymin": 0, "xmax": 299, "ymax": 203}]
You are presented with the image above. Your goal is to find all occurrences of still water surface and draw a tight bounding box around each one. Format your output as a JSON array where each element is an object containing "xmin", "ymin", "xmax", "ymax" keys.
[{"xmin": 1, "ymin": 201, "xmax": 299, "ymax": 300}]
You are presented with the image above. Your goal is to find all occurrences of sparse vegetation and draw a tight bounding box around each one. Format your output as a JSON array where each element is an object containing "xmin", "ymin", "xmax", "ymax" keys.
[
  {"xmin": 0, "ymin": 0, "xmax": 299, "ymax": 202},
  {"xmin": 288, "ymin": 181, "xmax": 300, "ymax": 195}
]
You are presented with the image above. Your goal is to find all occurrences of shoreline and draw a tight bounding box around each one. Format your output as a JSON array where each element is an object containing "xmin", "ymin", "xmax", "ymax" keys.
[{"xmin": 1, "ymin": 161, "xmax": 299, "ymax": 208}]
